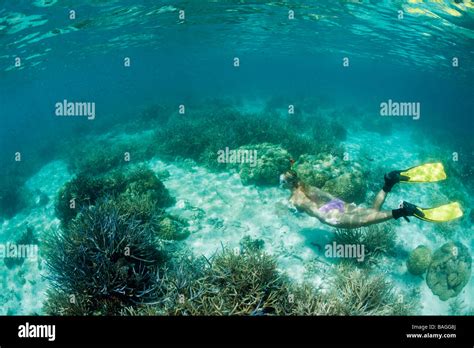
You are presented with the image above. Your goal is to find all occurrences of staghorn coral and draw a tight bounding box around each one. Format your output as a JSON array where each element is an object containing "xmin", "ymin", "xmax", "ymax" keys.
[
  {"xmin": 126, "ymin": 238, "xmax": 413, "ymax": 316},
  {"xmin": 326, "ymin": 263, "xmax": 414, "ymax": 315},
  {"xmin": 167, "ymin": 244, "xmax": 289, "ymax": 315},
  {"xmin": 156, "ymin": 107, "xmax": 322, "ymax": 170},
  {"xmin": 62, "ymin": 132, "xmax": 156, "ymax": 176},
  {"xmin": 44, "ymin": 198, "xmax": 167, "ymax": 316},
  {"xmin": 55, "ymin": 172, "xmax": 124, "ymax": 224},
  {"xmin": 45, "ymin": 234, "xmax": 414, "ymax": 316},
  {"xmin": 333, "ymin": 224, "xmax": 396, "ymax": 266},
  {"xmin": 55, "ymin": 166, "xmax": 173, "ymax": 225}
]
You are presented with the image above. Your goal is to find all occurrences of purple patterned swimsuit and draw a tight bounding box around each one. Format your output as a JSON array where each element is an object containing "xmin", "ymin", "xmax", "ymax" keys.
[{"xmin": 319, "ymin": 198, "xmax": 345, "ymax": 214}]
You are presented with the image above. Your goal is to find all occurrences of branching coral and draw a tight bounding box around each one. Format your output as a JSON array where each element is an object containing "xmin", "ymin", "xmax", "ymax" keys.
[
  {"xmin": 326, "ymin": 264, "xmax": 413, "ymax": 315},
  {"xmin": 125, "ymin": 238, "xmax": 412, "ymax": 316},
  {"xmin": 44, "ymin": 198, "xmax": 167, "ymax": 315},
  {"xmin": 45, "ymin": 234, "xmax": 414, "ymax": 316},
  {"xmin": 62, "ymin": 133, "xmax": 156, "ymax": 176},
  {"xmin": 333, "ymin": 224, "xmax": 396, "ymax": 266},
  {"xmin": 166, "ymin": 245, "xmax": 289, "ymax": 315},
  {"xmin": 156, "ymin": 109, "xmax": 322, "ymax": 171},
  {"xmin": 55, "ymin": 167, "xmax": 173, "ymax": 225}
]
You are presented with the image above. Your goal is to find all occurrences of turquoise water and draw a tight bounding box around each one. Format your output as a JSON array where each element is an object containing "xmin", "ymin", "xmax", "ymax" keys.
[{"xmin": 0, "ymin": 1, "xmax": 472, "ymax": 315}]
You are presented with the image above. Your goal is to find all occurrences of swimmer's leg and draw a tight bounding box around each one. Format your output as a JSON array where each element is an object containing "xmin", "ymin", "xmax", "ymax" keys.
[
  {"xmin": 372, "ymin": 169, "xmax": 404, "ymax": 211},
  {"xmin": 335, "ymin": 209, "xmax": 393, "ymax": 228},
  {"xmin": 372, "ymin": 189, "xmax": 388, "ymax": 211}
]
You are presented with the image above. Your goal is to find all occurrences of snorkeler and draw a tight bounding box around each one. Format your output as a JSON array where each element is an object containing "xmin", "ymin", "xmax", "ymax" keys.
[{"xmin": 280, "ymin": 162, "xmax": 463, "ymax": 229}]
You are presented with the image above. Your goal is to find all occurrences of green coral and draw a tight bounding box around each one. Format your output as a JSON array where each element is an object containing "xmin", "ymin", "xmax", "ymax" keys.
[
  {"xmin": 44, "ymin": 198, "xmax": 167, "ymax": 316},
  {"xmin": 333, "ymin": 224, "xmax": 396, "ymax": 266},
  {"xmin": 55, "ymin": 167, "xmax": 173, "ymax": 225},
  {"xmin": 326, "ymin": 264, "xmax": 414, "ymax": 315},
  {"xmin": 156, "ymin": 108, "xmax": 322, "ymax": 169},
  {"xmin": 294, "ymin": 154, "xmax": 367, "ymax": 203},
  {"xmin": 62, "ymin": 132, "xmax": 156, "ymax": 176},
  {"xmin": 406, "ymin": 245, "xmax": 432, "ymax": 276},
  {"xmin": 426, "ymin": 242, "xmax": 472, "ymax": 301},
  {"xmin": 322, "ymin": 172, "xmax": 366, "ymax": 203},
  {"xmin": 239, "ymin": 235, "xmax": 265, "ymax": 253},
  {"xmin": 126, "ymin": 238, "xmax": 414, "ymax": 316},
  {"xmin": 122, "ymin": 167, "xmax": 174, "ymax": 207},
  {"xmin": 232, "ymin": 143, "xmax": 291, "ymax": 186},
  {"xmin": 156, "ymin": 216, "xmax": 189, "ymax": 241}
]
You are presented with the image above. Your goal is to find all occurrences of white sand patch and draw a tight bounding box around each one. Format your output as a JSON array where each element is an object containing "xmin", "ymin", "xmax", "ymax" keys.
[{"xmin": 0, "ymin": 161, "xmax": 72, "ymax": 315}]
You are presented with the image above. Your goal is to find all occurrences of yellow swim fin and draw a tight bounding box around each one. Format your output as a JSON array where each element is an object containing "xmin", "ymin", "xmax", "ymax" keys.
[
  {"xmin": 415, "ymin": 202, "xmax": 463, "ymax": 223},
  {"xmin": 399, "ymin": 162, "xmax": 447, "ymax": 183}
]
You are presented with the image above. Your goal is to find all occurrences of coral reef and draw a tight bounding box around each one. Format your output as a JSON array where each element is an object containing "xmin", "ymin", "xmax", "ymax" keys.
[
  {"xmin": 55, "ymin": 173, "xmax": 122, "ymax": 224},
  {"xmin": 239, "ymin": 235, "xmax": 265, "ymax": 253},
  {"xmin": 166, "ymin": 242, "xmax": 290, "ymax": 315},
  {"xmin": 55, "ymin": 167, "xmax": 173, "ymax": 225},
  {"xmin": 333, "ymin": 224, "xmax": 396, "ymax": 266},
  {"xmin": 121, "ymin": 167, "xmax": 174, "ymax": 207},
  {"xmin": 322, "ymin": 172, "xmax": 366, "ymax": 204},
  {"xmin": 155, "ymin": 215, "xmax": 189, "ymax": 241},
  {"xmin": 62, "ymin": 132, "xmax": 156, "ymax": 176},
  {"xmin": 124, "ymin": 237, "xmax": 413, "ymax": 316},
  {"xmin": 156, "ymin": 108, "xmax": 323, "ymax": 170},
  {"xmin": 294, "ymin": 154, "xmax": 367, "ymax": 203},
  {"xmin": 230, "ymin": 143, "xmax": 291, "ymax": 186},
  {"xmin": 426, "ymin": 242, "xmax": 472, "ymax": 301},
  {"xmin": 326, "ymin": 264, "xmax": 413, "ymax": 315},
  {"xmin": 44, "ymin": 199, "xmax": 167, "ymax": 315},
  {"xmin": 406, "ymin": 245, "xmax": 432, "ymax": 276}
]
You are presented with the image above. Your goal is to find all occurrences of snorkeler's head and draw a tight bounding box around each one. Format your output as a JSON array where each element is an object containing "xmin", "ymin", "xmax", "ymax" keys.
[{"xmin": 279, "ymin": 169, "xmax": 299, "ymax": 189}]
